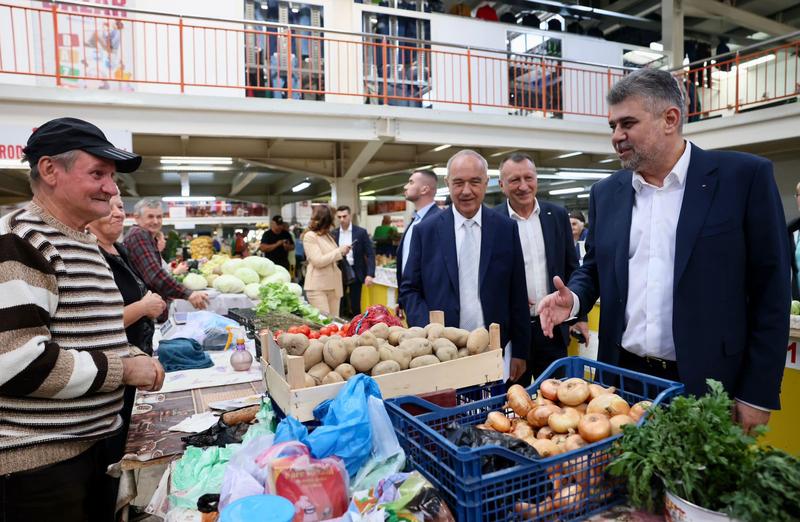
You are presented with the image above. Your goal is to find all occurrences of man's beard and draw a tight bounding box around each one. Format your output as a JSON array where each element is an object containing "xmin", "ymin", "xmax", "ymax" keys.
[{"xmin": 618, "ymin": 143, "xmax": 655, "ymax": 172}]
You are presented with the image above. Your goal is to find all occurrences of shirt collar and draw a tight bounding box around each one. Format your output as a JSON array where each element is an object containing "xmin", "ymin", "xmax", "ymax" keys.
[
  {"xmin": 415, "ymin": 201, "xmax": 436, "ymax": 221},
  {"xmin": 453, "ymin": 205, "xmax": 483, "ymax": 229},
  {"xmin": 507, "ymin": 199, "xmax": 540, "ymax": 221},
  {"xmin": 340, "ymin": 225, "xmax": 351, "ymax": 233},
  {"xmin": 632, "ymin": 140, "xmax": 692, "ymax": 193}
]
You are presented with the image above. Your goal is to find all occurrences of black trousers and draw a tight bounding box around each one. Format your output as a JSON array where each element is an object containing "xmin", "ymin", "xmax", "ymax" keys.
[
  {"xmin": 341, "ymin": 278, "xmax": 363, "ymax": 318},
  {"xmin": 508, "ymin": 318, "xmax": 566, "ymax": 388},
  {"xmin": 615, "ymin": 347, "xmax": 681, "ymax": 398},
  {"xmin": 0, "ymin": 442, "xmax": 112, "ymax": 522}
]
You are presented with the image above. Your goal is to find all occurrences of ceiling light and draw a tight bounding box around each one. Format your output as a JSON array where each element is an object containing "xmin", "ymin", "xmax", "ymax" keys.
[
  {"xmin": 360, "ymin": 190, "xmax": 376, "ymax": 196},
  {"xmin": 577, "ymin": 193, "xmax": 590, "ymax": 199},
  {"xmin": 292, "ymin": 181, "xmax": 311, "ymax": 192},
  {"xmin": 490, "ymin": 149, "xmax": 517, "ymax": 157},
  {"xmin": 433, "ymin": 144, "xmax": 452, "ymax": 152},
  {"xmin": 649, "ymin": 42, "xmax": 663, "ymax": 51},
  {"xmin": 0, "ymin": 159, "xmax": 25, "ymax": 169},
  {"xmin": 598, "ymin": 158, "xmax": 616, "ymax": 164},
  {"xmin": 360, "ymin": 196, "xmax": 376, "ymax": 201},
  {"xmin": 162, "ymin": 196, "xmax": 217, "ymax": 202},
  {"xmin": 554, "ymin": 151, "xmax": 583, "ymax": 159},
  {"xmin": 434, "ymin": 168, "xmax": 447, "ymax": 177},
  {"xmin": 748, "ymin": 31, "xmax": 770, "ymax": 41},
  {"xmin": 739, "ymin": 54, "xmax": 775, "ymax": 69},
  {"xmin": 549, "ymin": 187, "xmax": 586, "ymax": 196},
  {"xmin": 557, "ymin": 171, "xmax": 612, "ymax": 180},
  {"xmin": 417, "ymin": 164, "xmax": 434, "ymax": 170},
  {"xmin": 160, "ymin": 157, "xmax": 233, "ymax": 165},
  {"xmin": 160, "ymin": 165, "xmax": 230, "ymax": 172}
]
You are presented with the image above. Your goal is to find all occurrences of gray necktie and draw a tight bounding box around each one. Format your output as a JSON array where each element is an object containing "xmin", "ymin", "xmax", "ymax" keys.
[{"xmin": 459, "ymin": 219, "xmax": 483, "ymax": 331}]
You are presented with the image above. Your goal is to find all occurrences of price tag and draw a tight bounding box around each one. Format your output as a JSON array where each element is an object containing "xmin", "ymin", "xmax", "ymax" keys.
[{"xmin": 787, "ymin": 342, "xmax": 799, "ymax": 370}]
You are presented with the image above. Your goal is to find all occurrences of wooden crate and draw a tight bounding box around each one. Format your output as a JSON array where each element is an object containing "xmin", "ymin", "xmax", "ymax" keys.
[{"xmin": 260, "ymin": 311, "xmax": 505, "ymax": 422}]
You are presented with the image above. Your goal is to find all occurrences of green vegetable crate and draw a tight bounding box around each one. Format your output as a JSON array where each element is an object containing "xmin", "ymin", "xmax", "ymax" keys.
[{"xmin": 384, "ymin": 357, "xmax": 685, "ymax": 521}]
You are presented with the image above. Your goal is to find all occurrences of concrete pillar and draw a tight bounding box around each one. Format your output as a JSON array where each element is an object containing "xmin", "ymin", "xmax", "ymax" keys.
[
  {"xmin": 324, "ymin": 1, "xmax": 363, "ymax": 104},
  {"xmin": 266, "ymin": 196, "xmax": 283, "ymax": 219},
  {"xmin": 331, "ymin": 178, "xmax": 360, "ymax": 223},
  {"xmin": 662, "ymin": 0, "xmax": 685, "ymax": 69}
]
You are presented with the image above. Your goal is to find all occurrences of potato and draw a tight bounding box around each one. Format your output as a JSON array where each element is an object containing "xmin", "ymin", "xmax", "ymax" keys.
[
  {"xmin": 457, "ymin": 347, "xmax": 470, "ymax": 358},
  {"xmin": 304, "ymin": 373, "xmax": 316, "ymax": 388},
  {"xmin": 350, "ymin": 346, "xmax": 380, "ymax": 373},
  {"xmin": 379, "ymin": 345, "xmax": 394, "ymax": 361},
  {"xmin": 410, "ymin": 355, "xmax": 440, "ymax": 368},
  {"xmin": 425, "ymin": 323, "xmax": 445, "ymax": 340},
  {"xmin": 303, "ymin": 340, "xmax": 323, "ymax": 370},
  {"xmin": 371, "ymin": 360, "xmax": 401, "ymax": 376},
  {"xmin": 334, "ymin": 363, "xmax": 356, "ymax": 380},
  {"xmin": 379, "ymin": 346, "xmax": 412, "ymax": 369},
  {"xmin": 357, "ymin": 331, "xmax": 379, "ymax": 347},
  {"xmin": 467, "ymin": 327, "xmax": 490, "ymax": 354},
  {"xmin": 323, "ymin": 339, "xmax": 348, "ymax": 368},
  {"xmin": 322, "ymin": 371, "xmax": 345, "ymax": 385},
  {"xmin": 399, "ymin": 327, "xmax": 426, "ymax": 343},
  {"xmin": 341, "ymin": 337, "xmax": 358, "ymax": 356},
  {"xmin": 387, "ymin": 327, "xmax": 408, "ymax": 345},
  {"xmin": 443, "ymin": 327, "xmax": 470, "ymax": 347},
  {"xmin": 433, "ymin": 338, "xmax": 457, "ymax": 352},
  {"xmin": 278, "ymin": 333, "xmax": 309, "ymax": 356},
  {"xmin": 435, "ymin": 344, "xmax": 458, "ymax": 362},
  {"xmin": 308, "ymin": 362, "xmax": 332, "ymax": 384},
  {"xmin": 399, "ymin": 338, "xmax": 433, "ymax": 358},
  {"xmin": 369, "ymin": 323, "xmax": 390, "ymax": 340},
  {"xmin": 319, "ymin": 335, "xmax": 329, "ymax": 343}
]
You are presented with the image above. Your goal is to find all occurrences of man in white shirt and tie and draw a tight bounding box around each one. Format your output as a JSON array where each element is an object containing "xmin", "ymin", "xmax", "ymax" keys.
[
  {"xmin": 494, "ymin": 153, "xmax": 587, "ymax": 385},
  {"xmin": 400, "ymin": 150, "xmax": 531, "ymax": 382},
  {"xmin": 396, "ymin": 169, "xmax": 441, "ymax": 318}
]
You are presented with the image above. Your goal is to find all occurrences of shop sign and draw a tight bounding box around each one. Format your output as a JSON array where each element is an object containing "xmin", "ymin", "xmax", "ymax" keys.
[{"xmin": 0, "ymin": 124, "xmax": 133, "ymax": 164}]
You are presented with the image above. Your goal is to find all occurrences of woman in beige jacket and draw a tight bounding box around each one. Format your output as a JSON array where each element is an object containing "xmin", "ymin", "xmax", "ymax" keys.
[{"xmin": 302, "ymin": 205, "xmax": 351, "ymax": 316}]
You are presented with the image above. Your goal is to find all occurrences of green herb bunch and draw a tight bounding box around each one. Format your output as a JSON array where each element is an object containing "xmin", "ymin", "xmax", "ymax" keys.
[{"xmin": 607, "ymin": 379, "xmax": 800, "ymax": 521}]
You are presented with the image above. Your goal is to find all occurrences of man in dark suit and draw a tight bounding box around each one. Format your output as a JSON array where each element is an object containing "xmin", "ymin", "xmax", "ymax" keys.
[
  {"xmin": 400, "ymin": 150, "xmax": 531, "ymax": 381},
  {"xmin": 396, "ymin": 169, "xmax": 442, "ymax": 318},
  {"xmin": 494, "ymin": 153, "xmax": 587, "ymax": 385},
  {"xmin": 537, "ymin": 69, "xmax": 789, "ymax": 433},
  {"xmin": 332, "ymin": 206, "xmax": 375, "ymax": 317}
]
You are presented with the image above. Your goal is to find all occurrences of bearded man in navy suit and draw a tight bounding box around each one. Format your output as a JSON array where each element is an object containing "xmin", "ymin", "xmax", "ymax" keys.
[{"xmin": 537, "ymin": 69, "xmax": 789, "ymax": 433}]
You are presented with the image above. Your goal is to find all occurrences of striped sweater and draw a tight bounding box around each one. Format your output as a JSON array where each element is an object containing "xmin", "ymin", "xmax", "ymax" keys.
[{"xmin": 0, "ymin": 202, "xmax": 133, "ymax": 475}]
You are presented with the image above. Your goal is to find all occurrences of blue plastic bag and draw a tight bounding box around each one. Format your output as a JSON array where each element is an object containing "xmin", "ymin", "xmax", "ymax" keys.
[{"xmin": 274, "ymin": 374, "xmax": 382, "ymax": 477}]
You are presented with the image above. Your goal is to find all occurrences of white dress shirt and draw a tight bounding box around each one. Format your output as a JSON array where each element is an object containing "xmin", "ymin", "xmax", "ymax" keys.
[
  {"xmin": 401, "ymin": 201, "xmax": 436, "ymax": 273},
  {"xmin": 508, "ymin": 200, "xmax": 548, "ymax": 316},
  {"xmin": 621, "ymin": 142, "xmax": 691, "ymax": 360},
  {"xmin": 338, "ymin": 225, "xmax": 354, "ymax": 265},
  {"xmin": 453, "ymin": 206, "xmax": 485, "ymax": 329}
]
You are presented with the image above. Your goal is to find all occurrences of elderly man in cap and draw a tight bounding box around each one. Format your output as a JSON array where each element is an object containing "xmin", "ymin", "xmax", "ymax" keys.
[{"xmin": 0, "ymin": 118, "xmax": 165, "ymax": 521}]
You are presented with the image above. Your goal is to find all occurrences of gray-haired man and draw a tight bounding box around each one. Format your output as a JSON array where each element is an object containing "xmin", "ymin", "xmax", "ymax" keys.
[{"xmin": 124, "ymin": 198, "xmax": 208, "ymax": 309}]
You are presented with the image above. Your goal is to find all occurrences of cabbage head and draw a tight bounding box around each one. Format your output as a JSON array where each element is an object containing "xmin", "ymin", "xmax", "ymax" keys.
[
  {"xmin": 287, "ymin": 282, "xmax": 303, "ymax": 296},
  {"xmin": 213, "ymin": 274, "xmax": 245, "ymax": 294},
  {"xmin": 221, "ymin": 258, "xmax": 243, "ymax": 275},
  {"xmin": 244, "ymin": 283, "xmax": 261, "ymax": 300},
  {"xmin": 241, "ymin": 256, "xmax": 275, "ymax": 277},
  {"xmin": 183, "ymin": 273, "xmax": 208, "ymax": 291},
  {"xmin": 233, "ymin": 267, "xmax": 260, "ymax": 285},
  {"xmin": 264, "ymin": 271, "xmax": 290, "ymax": 284}
]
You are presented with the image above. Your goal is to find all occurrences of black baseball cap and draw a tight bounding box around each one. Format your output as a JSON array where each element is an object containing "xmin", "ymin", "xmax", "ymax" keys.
[
  {"xmin": 23, "ymin": 117, "xmax": 142, "ymax": 173},
  {"xmin": 272, "ymin": 215, "xmax": 284, "ymax": 225}
]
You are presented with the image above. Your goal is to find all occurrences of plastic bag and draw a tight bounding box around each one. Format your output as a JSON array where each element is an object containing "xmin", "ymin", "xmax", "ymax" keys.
[
  {"xmin": 262, "ymin": 446, "xmax": 350, "ymax": 521},
  {"xmin": 444, "ymin": 423, "xmax": 541, "ymax": 473},
  {"xmin": 218, "ymin": 434, "xmax": 276, "ymax": 511},
  {"xmin": 274, "ymin": 374, "xmax": 382, "ymax": 478},
  {"xmin": 161, "ymin": 311, "xmax": 240, "ymax": 344},
  {"xmin": 346, "ymin": 471, "xmax": 455, "ymax": 522},
  {"xmin": 169, "ymin": 445, "xmax": 236, "ymax": 510},
  {"xmin": 350, "ymin": 396, "xmax": 406, "ymax": 493}
]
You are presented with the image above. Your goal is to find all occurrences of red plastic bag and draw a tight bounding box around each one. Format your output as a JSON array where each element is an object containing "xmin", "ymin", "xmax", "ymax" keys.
[{"xmin": 345, "ymin": 305, "xmax": 403, "ymax": 336}]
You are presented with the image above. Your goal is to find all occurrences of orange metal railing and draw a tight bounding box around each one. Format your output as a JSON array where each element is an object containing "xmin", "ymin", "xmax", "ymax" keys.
[{"xmin": 1, "ymin": 2, "xmax": 797, "ymax": 122}]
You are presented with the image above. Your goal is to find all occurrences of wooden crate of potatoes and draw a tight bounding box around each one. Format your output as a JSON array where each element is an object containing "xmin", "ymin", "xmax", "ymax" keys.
[{"xmin": 260, "ymin": 310, "xmax": 504, "ymax": 421}]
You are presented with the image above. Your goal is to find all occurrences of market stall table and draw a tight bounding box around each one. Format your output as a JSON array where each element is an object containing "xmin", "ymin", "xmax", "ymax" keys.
[{"xmin": 169, "ymin": 288, "xmax": 258, "ymax": 317}]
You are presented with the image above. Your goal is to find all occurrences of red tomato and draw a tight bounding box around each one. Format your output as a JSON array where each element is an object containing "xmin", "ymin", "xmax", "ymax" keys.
[
  {"xmin": 288, "ymin": 326, "xmax": 299, "ymax": 334},
  {"xmin": 318, "ymin": 326, "xmax": 331, "ymax": 336},
  {"xmin": 298, "ymin": 325, "xmax": 311, "ymax": 336},
  {"xmin": 308, "ymin": 331, "xmax": 321, "ymax": 339},
  {"xmin": 330, "ymin": 324, "xmax": 340, "ymax": 333}
]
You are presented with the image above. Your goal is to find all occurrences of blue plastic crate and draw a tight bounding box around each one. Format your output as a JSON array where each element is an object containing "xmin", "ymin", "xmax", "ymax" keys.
[{"xmin": 385, "ymin": 357, "xmax": 685, "ymax": 521}]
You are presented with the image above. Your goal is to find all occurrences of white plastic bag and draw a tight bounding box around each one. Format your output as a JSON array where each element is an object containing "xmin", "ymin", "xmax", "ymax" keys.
[{"xmin": 218, "ymin": 434, "xmax": 276, "ymax": 511}]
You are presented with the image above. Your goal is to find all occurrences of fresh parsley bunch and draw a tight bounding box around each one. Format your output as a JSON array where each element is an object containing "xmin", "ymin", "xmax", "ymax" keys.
[{"xmin": 607, "ymin": 379, "xmax": 800, "ymax": 521}]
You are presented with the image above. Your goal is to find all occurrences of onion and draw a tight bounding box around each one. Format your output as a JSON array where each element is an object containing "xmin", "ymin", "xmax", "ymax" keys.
[
  {"xmin": 609, "ymin": 414, "xmax": 635, "ymax": 435},
  {"xmin": 552, "ymin": 484, "xmax": 585, "ymax": 512},
  {"xmin": 586, "ymin": 393, "xmax": 630, "ymax": 417},
  {"xmin": 539, "ymin": 379, "xmax": 561, "ymax": 401},
  {"xmin": 474, "ymin": 423, "xmax": 494, "ymax": 431},
  {"xmin": 486, "ymin": 411, "xmax": 511, "ymax": 432},
  {"xmin": 512, "ymin": 419, "xmax": 534, "ymax": 440},
  {"xmin": 588, "ymin": 383, "xmax": 616, "ymax": 400},
  {"xmin": 532, "ymin": 438, "xmax": 562, "ymax": 457},
  {"xmin": 532, "ymin": 394, "xmax": 555, "ymax": 408},
  {"xmin": 527, "ymin": 404, "xmax": 561, "ymax": 428},
  {"xmin": 578, "ymin": 413, "xmax": 612, "ymax": 442},
  {"xmin": 629, "ymin": 400, "xmax": 653, "ymax": 422},
  {"xmin": 548, "ymin": 407, "xmax": 581, "ymax": 433},
  {"xmin": 557, "ymin": 378, "xmax": 591, "ymax": 406},
  {"xmin": 565, "ymin": 434, "xmax": 588, "ymax": 452},
  {"xmin": 574, "ymin": 402, "xmax": 588, "ymax": 414},
  {"xmin": 536, "ymin": 426, "xmax": 555, "ymax": 439},
  {"xmin": 506, "ymin": 384, "xmax": 533, "ymax": 417}
]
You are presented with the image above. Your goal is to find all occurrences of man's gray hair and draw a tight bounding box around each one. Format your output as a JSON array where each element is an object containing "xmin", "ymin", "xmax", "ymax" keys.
[
  {"xmin": 23, "ymin": 149, "xmax": 81, "ymax": 187},
  {"xmin": 133, "ymin": 198, "xmax": 163, "ymax": 216},
  {"xmin": 607, "ymin": 69, "xmax": 686, "ymax": 131},
  {"xmin": 446, "ymin": 149, "xmax": 488, "ymax": 177}
]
